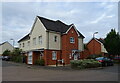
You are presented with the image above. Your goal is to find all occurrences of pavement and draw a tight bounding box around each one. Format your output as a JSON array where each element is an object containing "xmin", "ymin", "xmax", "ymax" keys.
[{"xmin": 2, "ymin": 60, "xmax": 119, "ymax": 81}]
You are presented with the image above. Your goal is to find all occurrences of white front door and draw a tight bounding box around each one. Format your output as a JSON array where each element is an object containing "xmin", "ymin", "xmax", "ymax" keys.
[
  {"xmin": 28, "ymin": 52, "xmax": 33, "ymax": 64},
  {"xmin": 74, "ymin": 55, "xmax": 78, "ymax": 60}
]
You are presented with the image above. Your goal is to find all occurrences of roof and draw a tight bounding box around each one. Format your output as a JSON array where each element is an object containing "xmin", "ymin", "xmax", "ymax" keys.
[
  {"xmin": 0, "ymin": 41, "xmax": 13, "ymax": 47},
  {"xmin": 18, "ymin": 16, "xmax": 84, "ymax": 42},
  {"xmin": 0, "ymin": 42, "xmax": 6, "ymax": 46},
  {"xmin": 38, "ymin": 16, "xmax": 84, "ymax": 38},
  {"xmin": 18, "ymin": 34, "xmax": 30, "ymax": 43},
  {"xmin": 77, "ymin": 30, "xmax": 85, "ymax": 38},
  {"xmin": 37, "ymin": 16, "xmax": 71, "ymax": 33},
  {"xmin": 87, "ymin": 38, "xmax": 105, "ymax": 46},
  {"xmin": 96, "ymin": 38, "xmax": 104, "ymax": 44}
]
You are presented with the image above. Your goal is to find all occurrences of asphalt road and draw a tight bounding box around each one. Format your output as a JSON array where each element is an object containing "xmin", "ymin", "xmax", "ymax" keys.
[{"xmin": 2, "ymin": 61, "xmax": 119, "ymax": 81}]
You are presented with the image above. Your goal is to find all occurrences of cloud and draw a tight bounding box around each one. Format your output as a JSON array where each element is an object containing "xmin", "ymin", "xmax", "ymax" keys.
[
  {"xmin": 2, "ymin": 2, "xmax": 118, "ymax": 45},
  {"xmin": 90, "ymin": 13, "xmax": 106, "ymax": 24},
  {"xmin": 106, "ymin": 15, "xmax": 115, "ymax": 18}
]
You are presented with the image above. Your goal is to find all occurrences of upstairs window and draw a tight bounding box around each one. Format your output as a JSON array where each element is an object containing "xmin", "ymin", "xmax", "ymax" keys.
[
  {"xmin": 38, "ymin": 36, "xmax": 42, "ymax": 44},
  {"xmin": 28, "ymin": 41, "xmax": 30, "ymax": 46},
  {"xmin": 33, "ymin": 38, "xmax": 36, "ymax": 45},
  {"xmin": 70, "ymin": 37, "xmax": 75, "ymax": 43},
  {"xmin": 23, "ymin": 43, "xmax": 24, "ymax": 47},
  {"xmin": 54, "ymin": 36, "xmax": 57, "ymax": 42},
  {"xmin": 19, "ymin": 44, "xmax": 21, "ymax": 48}
]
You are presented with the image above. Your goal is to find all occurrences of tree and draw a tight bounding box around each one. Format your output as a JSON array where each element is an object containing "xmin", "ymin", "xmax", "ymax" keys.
[
  {"xmin": 11, "ymin": 48, "xmax": 22, "ymax": 56},
  {"xmin": 104, "ymin": 29, "xmax": 120, "ymax": 57},
  {"xmin": 2, "ymin": 50, "xmax": 11, "ymax": 56}
]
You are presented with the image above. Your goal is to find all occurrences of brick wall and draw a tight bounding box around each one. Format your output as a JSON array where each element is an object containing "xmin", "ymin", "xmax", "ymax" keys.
[
  {"xmin": 87, "ymin": 39, "xmax": 101, "ymax": 55},
  {"xmin": 44, "ymin": 49, "xmax": 61, "ymax": 65},
  {"xmin": 80, "ymin": 50, "xmax": 90, "ymax": 59},
  {"xmin": 61, "ymin": 26, "xmax": 78, "ymax": 64}
]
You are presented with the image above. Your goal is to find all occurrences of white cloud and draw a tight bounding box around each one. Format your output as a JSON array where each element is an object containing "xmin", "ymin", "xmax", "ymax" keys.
[
  {"xmin": 106, "ymin": 15, "xmax": 115, "ymax": 18},
  {"xmin": 90, "ymin": 13, "xmax": 106, "ymax": 24},
  {"xmin": 2, "ymin": 2, "xmax": 118, "ymax": 45}
]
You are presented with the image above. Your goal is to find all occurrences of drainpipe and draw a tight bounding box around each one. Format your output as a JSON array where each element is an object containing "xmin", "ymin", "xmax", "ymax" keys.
[
  {"xmin": 60, "ymin": 33, "xmax": 62, "ymax": 61},
  {"xmin": 48, "ymin": 31, "xmax": 49, "ymax": 49},
  {"xmin": 46, "ymin": 31, "xmax": 49, "ymax": 65}
]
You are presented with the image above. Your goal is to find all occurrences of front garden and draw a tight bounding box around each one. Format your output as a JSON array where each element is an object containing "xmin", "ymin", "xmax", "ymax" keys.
[{"xmin": 70, "ymin": 59, "xmax": 102, "ymax": 69}]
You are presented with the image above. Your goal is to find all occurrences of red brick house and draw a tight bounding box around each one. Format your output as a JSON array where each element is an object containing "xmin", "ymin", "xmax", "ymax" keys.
[
  {"xmin": 18, "ymin": 16, "xmax": 85, "ymax": 65},
  {"xmin": 83, "ymin": 38, "xmax": 108, "ymax": 58}
]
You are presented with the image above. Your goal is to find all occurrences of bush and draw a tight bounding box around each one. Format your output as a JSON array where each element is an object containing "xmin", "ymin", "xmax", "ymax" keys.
[
  {"xmin": 35, "ymin": 59, "xmax": 45, "ymax": 66},
  {"xmin": 70, "ymin": 59, "xmax": 101, "ymax": 69},
  {"xmin": 2, "ymin": 50, "xmax": 11, "ymax": 56},
  {"xmin": 114, "ymin": 60, "xmax": 120, "ymax": 64},
  {"xmin": 11, "ymin": 56, "xmax": 23, "ymax": 63},
  {"xmin": 11, "ymin": 48, "xmax": 22, "ymax": 56}
]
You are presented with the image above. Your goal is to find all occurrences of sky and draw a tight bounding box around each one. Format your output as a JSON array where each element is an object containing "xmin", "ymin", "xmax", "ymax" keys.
[{"xmin": 1, "ymin": 1, "xmax": 118, "ymax": 47}]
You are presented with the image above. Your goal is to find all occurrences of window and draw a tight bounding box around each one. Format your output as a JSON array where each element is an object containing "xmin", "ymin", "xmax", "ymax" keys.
[
  {"xmin": 38, "ymin": 36, "xmax": 42, "ymax": 44},
  {"xmin": 54, "ymin": 36, "xmax": 57, "ymax": 42},
  {"xmin": 52, "ymin": 51, "xmax": 57, "ymax": 60},
  {"xmin": 72, "ymin": 31, "xmax": 74, "ymax": 33},
  {"xmin": 33, "ymin": 38, "xmax": 36, "ymax": 45},
  {"xmin": 23, "ymin": 43, "xmax": 24, "ymax": 47},
  {"xmin": 69, "ymin": 53, "xmax": 72, "ymax": 59},
  {"xmin": 28, "ymin": 41, "xmax": 30, "ymax": 46},
  {"xmin": 19, "ymin": 44, "xmax": 21, "ymax": 48},
  {"xmin": 70, "ymin": 37, "xmax": 75, "ymax": 43}
]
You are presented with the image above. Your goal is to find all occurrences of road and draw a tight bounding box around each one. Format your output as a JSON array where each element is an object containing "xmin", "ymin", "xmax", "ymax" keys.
[{"xmin": 2, "ymin": 61, "xmax": 119, "ymax": 81}]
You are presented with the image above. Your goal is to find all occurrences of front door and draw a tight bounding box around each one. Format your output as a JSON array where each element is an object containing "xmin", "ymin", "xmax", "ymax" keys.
[
  {"xmin": 28, "ymin": 52, "xmax": 33, "ymax": 64},
  {"xmin": 74, "ymin": 54, "xmax": 78, "ymax": 60}
]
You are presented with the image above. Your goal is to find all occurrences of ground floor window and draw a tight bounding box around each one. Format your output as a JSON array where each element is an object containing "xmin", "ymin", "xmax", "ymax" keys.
[{"xmin": 52, "ymin": 51, "xmax": 57, "ymax": 60}]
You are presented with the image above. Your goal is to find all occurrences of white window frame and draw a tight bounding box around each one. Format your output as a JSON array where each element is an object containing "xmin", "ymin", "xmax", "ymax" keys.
[
  {"xmin": 33, "ymin": 37, "xmax": 36, "ymax": 45},
  {"xmin": 52, "ymin": 51, "xmax": 57, "ymax": 60},
  {"xmin": 70, "ymin": 37, "xmax": 75, "ymax": 43},
  {"xmin": 23, "ymin": 43, "xmax": 24, "ymax": 47},
  {"xmin": 19, "ymin": 44, "xmax": 21, "ymax": 48},
  {"xmin": 38, "ymin": 36, "xmax": 42, "ymax": 44},
  {"xmin": 28, "ymin": 41, "xmax": 30, "ymax": 47},
  {"xmin": 54, "ymin": 36, "xmax": 57, "ymax": 42}
]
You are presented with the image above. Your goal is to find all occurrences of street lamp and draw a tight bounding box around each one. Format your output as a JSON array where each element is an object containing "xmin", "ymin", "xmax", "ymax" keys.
[
  {"xmin": 93, "ymin": 32, "xmax": 98, "ymax": 38},
  {"xmin": 10, "ymin": 38, "xmax": 15, "ymax": 49}
]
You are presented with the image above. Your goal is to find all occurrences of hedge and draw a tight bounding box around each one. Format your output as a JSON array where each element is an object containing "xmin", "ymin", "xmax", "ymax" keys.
[
  {"xmin": 11, "ymin": 56, "xmax": 24, "ymax": 63},
  {"xmin": 70, "ymin": 59, "xmax": 101, "ymax": 69}
]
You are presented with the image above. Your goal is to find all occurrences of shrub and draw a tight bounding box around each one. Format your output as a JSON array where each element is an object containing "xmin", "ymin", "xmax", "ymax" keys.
[
  {"xmin": 2, "ymin": 50, "xmax": 11, "ymax": 56},
  {"xmin": 11, "ymin": 56, "xmax": 23, "ymax": 63},
  {"xmin": 11, "ymin": 48, "xmax": 22, "ymax": 56},
  {"xmin": 70, "ymin": 59, "xmax": 101, "ymax": 69},
  {"xmin": 35, "ymin": 59, "xmax": 45, "ymax": 66}
]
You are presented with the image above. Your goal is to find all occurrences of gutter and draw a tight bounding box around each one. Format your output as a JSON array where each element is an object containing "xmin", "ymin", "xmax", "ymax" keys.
[{"xmin": 47, "ymin": 31, "xmax": 49, "ymax": 49}]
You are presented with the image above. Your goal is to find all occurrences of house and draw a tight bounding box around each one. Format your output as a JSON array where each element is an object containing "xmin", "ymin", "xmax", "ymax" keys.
[
  {"xmin": 0, "ymin": 41, "xmax": 14, "ymax": 56},
  {"xmin": 18, "ymin": 16, "xmax": 85, "ymax": 65},
  {"xmin": 85, "ymin": 38, "xmax": 108, "ymax": 57}
]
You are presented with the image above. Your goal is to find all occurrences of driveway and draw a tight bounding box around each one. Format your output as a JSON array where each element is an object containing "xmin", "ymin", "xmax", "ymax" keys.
[{"xmin": 2, "ymin": 61, "xmax": 119, "ymax": 81}]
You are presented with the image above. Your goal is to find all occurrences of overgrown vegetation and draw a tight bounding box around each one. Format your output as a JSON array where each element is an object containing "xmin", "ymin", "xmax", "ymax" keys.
[
  {"xmin": 2, "ymin": 50, "xmax": 11, "ymax": 56},
  {"xmin": 2, "ymin": 48, "xmax": 25, "ymax": 63},
  {"xmin": 104, "ymin": 29, "xmax": 120, "ymax": 58},
  {"xmin": 35, "ymin": 59, "xmax": 45, "ymax": 66},
  {"xmin": 11, "ymin": 55, "xmax": 23, "ymax": 63},
  {"xmin": 70, "ymin": 59, "xmax": 101, "ymax": 69},
  {"xmin": 11, "ymin": 48, "xmax": 22, "ymax": 56}
]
